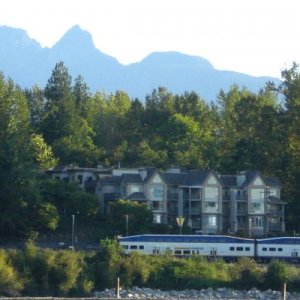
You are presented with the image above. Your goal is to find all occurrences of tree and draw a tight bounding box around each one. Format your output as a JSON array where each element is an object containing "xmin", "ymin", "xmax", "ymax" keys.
[
  {"xmin": 108, "ymin": 200, "xmax": 153, "ymax": 236},
  {"xmin": 278, "ymin": 63, "xmax": 300, "ymax": 230},
  {"xmin": 42, "ymin": 61, "xmax": 75, "ymax": 144},
  {"xmin": 41, "ymin": 62, "xmax": 100, "ymax": 165}
]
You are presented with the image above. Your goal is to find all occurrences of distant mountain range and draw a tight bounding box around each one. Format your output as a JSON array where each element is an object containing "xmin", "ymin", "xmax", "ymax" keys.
[{"xmin": 0, "ymin": 25, "xmax": 281, "ymax": 101}]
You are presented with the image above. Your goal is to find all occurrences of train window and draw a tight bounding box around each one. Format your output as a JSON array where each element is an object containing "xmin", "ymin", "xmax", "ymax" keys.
[
  {"xmin": 130, "ymin": 245, "xmax": 138, "ymax": 249},
  {"xmin": 245, "ymin": 247, "xmax": 250, "ymax": 251},
  {"xmin": 262, "ymin": 247, "xmax": 267, "ymax": 251},
  {"xmin": 230, "ymin": 247, "xmax": 235, "ymax": 251},
  {"xmin": 236, "ymin": 247, "xmax": 243, "ymax": 251},
  {"xmin": 122, "ymin": 245, "xmax": 128, "ymax": 249},
  {"xmin": 269, "ymin": 248, "xmax": 276, "ymax": 252},
  {"xmin": 278, "ymin": 248, "xmax": 283, "ymax": 252},
  {"xmin": 183, "ymin": 250, "xmax": 191, "ymax": 255},
  {"xmin": 139, "ymin": 245, "xmax": 144, "ymax": 250},
  {"xmin": 174, "ymin": 250, "xmax": 182, "ymax": 255}
]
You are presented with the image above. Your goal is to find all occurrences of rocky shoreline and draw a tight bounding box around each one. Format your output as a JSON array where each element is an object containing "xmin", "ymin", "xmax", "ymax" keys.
[{"xmin": 94, "ymin": 286, "xmax": 300, "ymax": 299}]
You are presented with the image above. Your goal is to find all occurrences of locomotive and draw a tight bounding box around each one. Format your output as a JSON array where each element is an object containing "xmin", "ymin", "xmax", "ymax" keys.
[{"xmin": 118, "ymin": 234, "xmax": 300, "ymax": 262}]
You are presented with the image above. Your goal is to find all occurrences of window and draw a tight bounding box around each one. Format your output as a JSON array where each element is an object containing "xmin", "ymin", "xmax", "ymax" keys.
[
  {"xmin": 278, "ymin": 248, "xmax": 283, "ymax": 252},
  {"xmin": 245, "ymin": 247, "xmax": 250, "ymax": 251},
  {"xmin": 208, "ymin": 216, "xmax": 217, "ymax": 227},
  {"xmin": 230, "ymin": 247, "xmax": 235, "ymax": 251},
  {"xmin": 175, "ymin": 250, "xmax": 182, "ymax": 255},
  {"xmin": 183, "ymin": 250, "xmax": 191, "ymax": 255},
  {"xmin": 130, "ymin": 245, "xmax": 137, "ymax": 249},
  {"xmin": 150, "ymin": 185, "xmax": 164, "ymax": 201},
  {"xmin": 236, "ymin": 247, "xmax": 243, "ymax": 251},
  {"xmin": 130, "ymin": 185, "xmax": 140, "ymax": 193},
  {"xmin": 269, "ymin": 248, "xmax": 276, "ymax": 252},
  {"xmin": 139, "ymin": 245, "xmax": 144, "ymax": 250},
  {"xmin": 262, "ymin": 247, "xmax": 267, "ymax": 251}
]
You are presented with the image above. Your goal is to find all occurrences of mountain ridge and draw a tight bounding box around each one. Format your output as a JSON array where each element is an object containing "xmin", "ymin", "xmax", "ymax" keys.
[{"xmin": 0, "ymin": 24, "xmax": 281, "ymax": 101}]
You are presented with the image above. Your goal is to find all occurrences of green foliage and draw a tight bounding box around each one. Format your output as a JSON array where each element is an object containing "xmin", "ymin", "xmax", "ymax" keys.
[
  {"xmin": 40, "ymin": 178, "xmax": 100, "ymax": 229},
  {"xmin": 264, "ymin": 259, "xmax": 291, "ymax": 289},
  {"xmin": 119, "ymin": 252, "xmax": 152, "ymax": 287},
  {"xmin": 108, "ymin": 200, "xmax": 153, "ymax": 236},
  {"xmin": 0, "ymin": 250, "xmax": 23, "ymax": 296},
  {"xmin": 229, "ymin": 258, "xmax": 263, "ymax": 289},
  {"xmin": 30, "ymin": 134, "xmax": 58, "ymax": 170},
  {"xmin": 2, "ymin": 60, "xmax": 300, "ymax": 243},
  {"xmin": 10, "ymin": 240, "xmax": 93, "ymax": 296},
  {"xmin": 91, "ymin": 239, "xmax": 123, "ymax": 290}
]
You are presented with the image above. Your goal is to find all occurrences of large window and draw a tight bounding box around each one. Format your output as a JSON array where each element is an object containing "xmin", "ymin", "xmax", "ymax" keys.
[
  {"xmin": 150, "ymin": 185, "xmax": 164, "ymax": 201},
  {"xmin": 208, "ymin": 215, "xmax": 217, "ymax": 228},
  {"xmin": 130, "ymin": 185, "xmax": 140, "ymax": 194}
]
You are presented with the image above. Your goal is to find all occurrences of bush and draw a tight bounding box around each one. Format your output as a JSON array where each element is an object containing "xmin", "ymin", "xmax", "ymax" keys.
[
  {"xmin": 264, "ymin": 260, "xmax": 291, "ymax": 289},
  {"xmin": 0, "ymin": 250, "xmax": 23, "ymax": 296},
  {"xmin": 229, "ymin": 257, "xmax": 263, "ymax": 289}
]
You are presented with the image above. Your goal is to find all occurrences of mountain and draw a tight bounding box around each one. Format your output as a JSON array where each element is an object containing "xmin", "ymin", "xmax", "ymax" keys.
[{"xmin": 0, "ymin": 25, "xmax": 281, "ymax": 101}]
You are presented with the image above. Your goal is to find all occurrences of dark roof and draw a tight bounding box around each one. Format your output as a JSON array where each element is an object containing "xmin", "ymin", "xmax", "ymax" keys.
[
  {"xmin": 126, "ymin": 192, "xmax": 147, "ymax": 201},
  {"xmin": 143, "ymin": 167, "xmax": 156, "ymax": 182},
  {"xmin": 242, "ymin": 171, "xmax": 261, "ymax": 186},
  {"xmin": 121, "ymin": 174, "xmax": 142, "ymax": 184},
  {"xmin": 220, "ymin": 175, "xmax": 237, "ymax": 187},
  {"xmin": 99, "ymin": 176, "xmax": 121, "ymax": 185},
  {"xmin": 183, "ymin": 170, "xmax": 212, "ymax": 186},
  {"xmin": 161, "ymin": 172, "xmax": 186, "ymax": 185}
]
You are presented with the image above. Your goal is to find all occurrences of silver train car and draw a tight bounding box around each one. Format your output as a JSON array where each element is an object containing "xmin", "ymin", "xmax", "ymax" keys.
[{"xmin": 118, "ymin": 234, "xmax": 300, "ymax": 262}]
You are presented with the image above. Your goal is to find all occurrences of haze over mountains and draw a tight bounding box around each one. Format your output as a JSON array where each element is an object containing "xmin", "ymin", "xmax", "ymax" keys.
[{"xmin": 0, "ymin": 25, "xmax": 281, "ymax": 101}]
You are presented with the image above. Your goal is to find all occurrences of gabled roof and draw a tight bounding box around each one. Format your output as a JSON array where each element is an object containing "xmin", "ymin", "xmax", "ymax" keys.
[
  {"xmin": 161, "ymin": 172, "xmax": 186, "ymax": 185},
  {"xmin": 242, "ymin": 171, "xmax": 262, "ymax": 186},
  {"xmin": 142, "ymin": 167, "xmax": 157, "ymax": 182},
  {"xmin": 182, "ymin": 170, "xmax": 213, "ymax": 186}
]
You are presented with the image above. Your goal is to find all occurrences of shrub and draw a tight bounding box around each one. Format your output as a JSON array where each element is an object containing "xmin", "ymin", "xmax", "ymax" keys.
[
  {"xmin": 229, "ymin": 257, "xmax": 263, "ymax": 289},
  {"xmin": 264, "ymin": 260, "xmax": 291, "ymax": 289}
]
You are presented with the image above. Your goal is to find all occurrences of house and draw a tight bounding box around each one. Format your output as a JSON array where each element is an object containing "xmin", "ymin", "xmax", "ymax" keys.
[{"xmin": 47, "ymin": 165, "xmax": 285, "ymax": 236}]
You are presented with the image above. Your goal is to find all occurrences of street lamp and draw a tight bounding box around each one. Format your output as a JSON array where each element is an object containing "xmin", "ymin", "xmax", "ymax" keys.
[
  {"xmin": 71, "ymin": 214, "xmax": 75, "ymax": 249},
  {"xmin": 124, "ymin": 214, "xmax": 129, "ymax": 236},
  {"xmin": 71, "ymin": 212, "xmax": 79, "ymax": 249}
]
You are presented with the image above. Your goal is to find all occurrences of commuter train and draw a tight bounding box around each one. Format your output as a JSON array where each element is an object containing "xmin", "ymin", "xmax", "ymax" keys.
[{"xmin": 117, "ymin": 234, "xmax": 300, "ymax": 262}]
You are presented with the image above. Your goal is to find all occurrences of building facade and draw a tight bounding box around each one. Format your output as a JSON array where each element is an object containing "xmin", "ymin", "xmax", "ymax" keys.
[{"xmin": 47, "ymin": 166, "xmax": 286, "ymax": 237}]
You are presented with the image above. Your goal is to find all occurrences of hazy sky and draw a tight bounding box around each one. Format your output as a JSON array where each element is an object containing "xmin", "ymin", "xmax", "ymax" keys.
[{"xmin": 1, "ymin": 0, "xmax": 299, "ymax": 78}]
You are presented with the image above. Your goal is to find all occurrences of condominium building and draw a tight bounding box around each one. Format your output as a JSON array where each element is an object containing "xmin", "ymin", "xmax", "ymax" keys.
[{"xmin": 47, "ymin": 166, "xmax": 286, "ymax": 237}]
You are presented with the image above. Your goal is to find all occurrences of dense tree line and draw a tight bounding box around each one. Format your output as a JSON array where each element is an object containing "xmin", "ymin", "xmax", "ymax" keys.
[
  {"xmin": 0, "ymin": 61, "xmax": 299, "ymax": 238},
  {"xmin": 0, "ymin": 240, "xmax": 299, "ymax": 297}
]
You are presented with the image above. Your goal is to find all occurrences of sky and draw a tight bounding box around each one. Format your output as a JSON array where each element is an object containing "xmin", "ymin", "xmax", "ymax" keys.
[{"xmin": 0, "ymin": 0, "xmax": 299, "ymax": 79}]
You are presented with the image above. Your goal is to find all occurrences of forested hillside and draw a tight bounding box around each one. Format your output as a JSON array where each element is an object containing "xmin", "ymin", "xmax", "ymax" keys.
[{"xmin": 0, "ymin": 61, "xmax": 299, "ymax": 238}]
